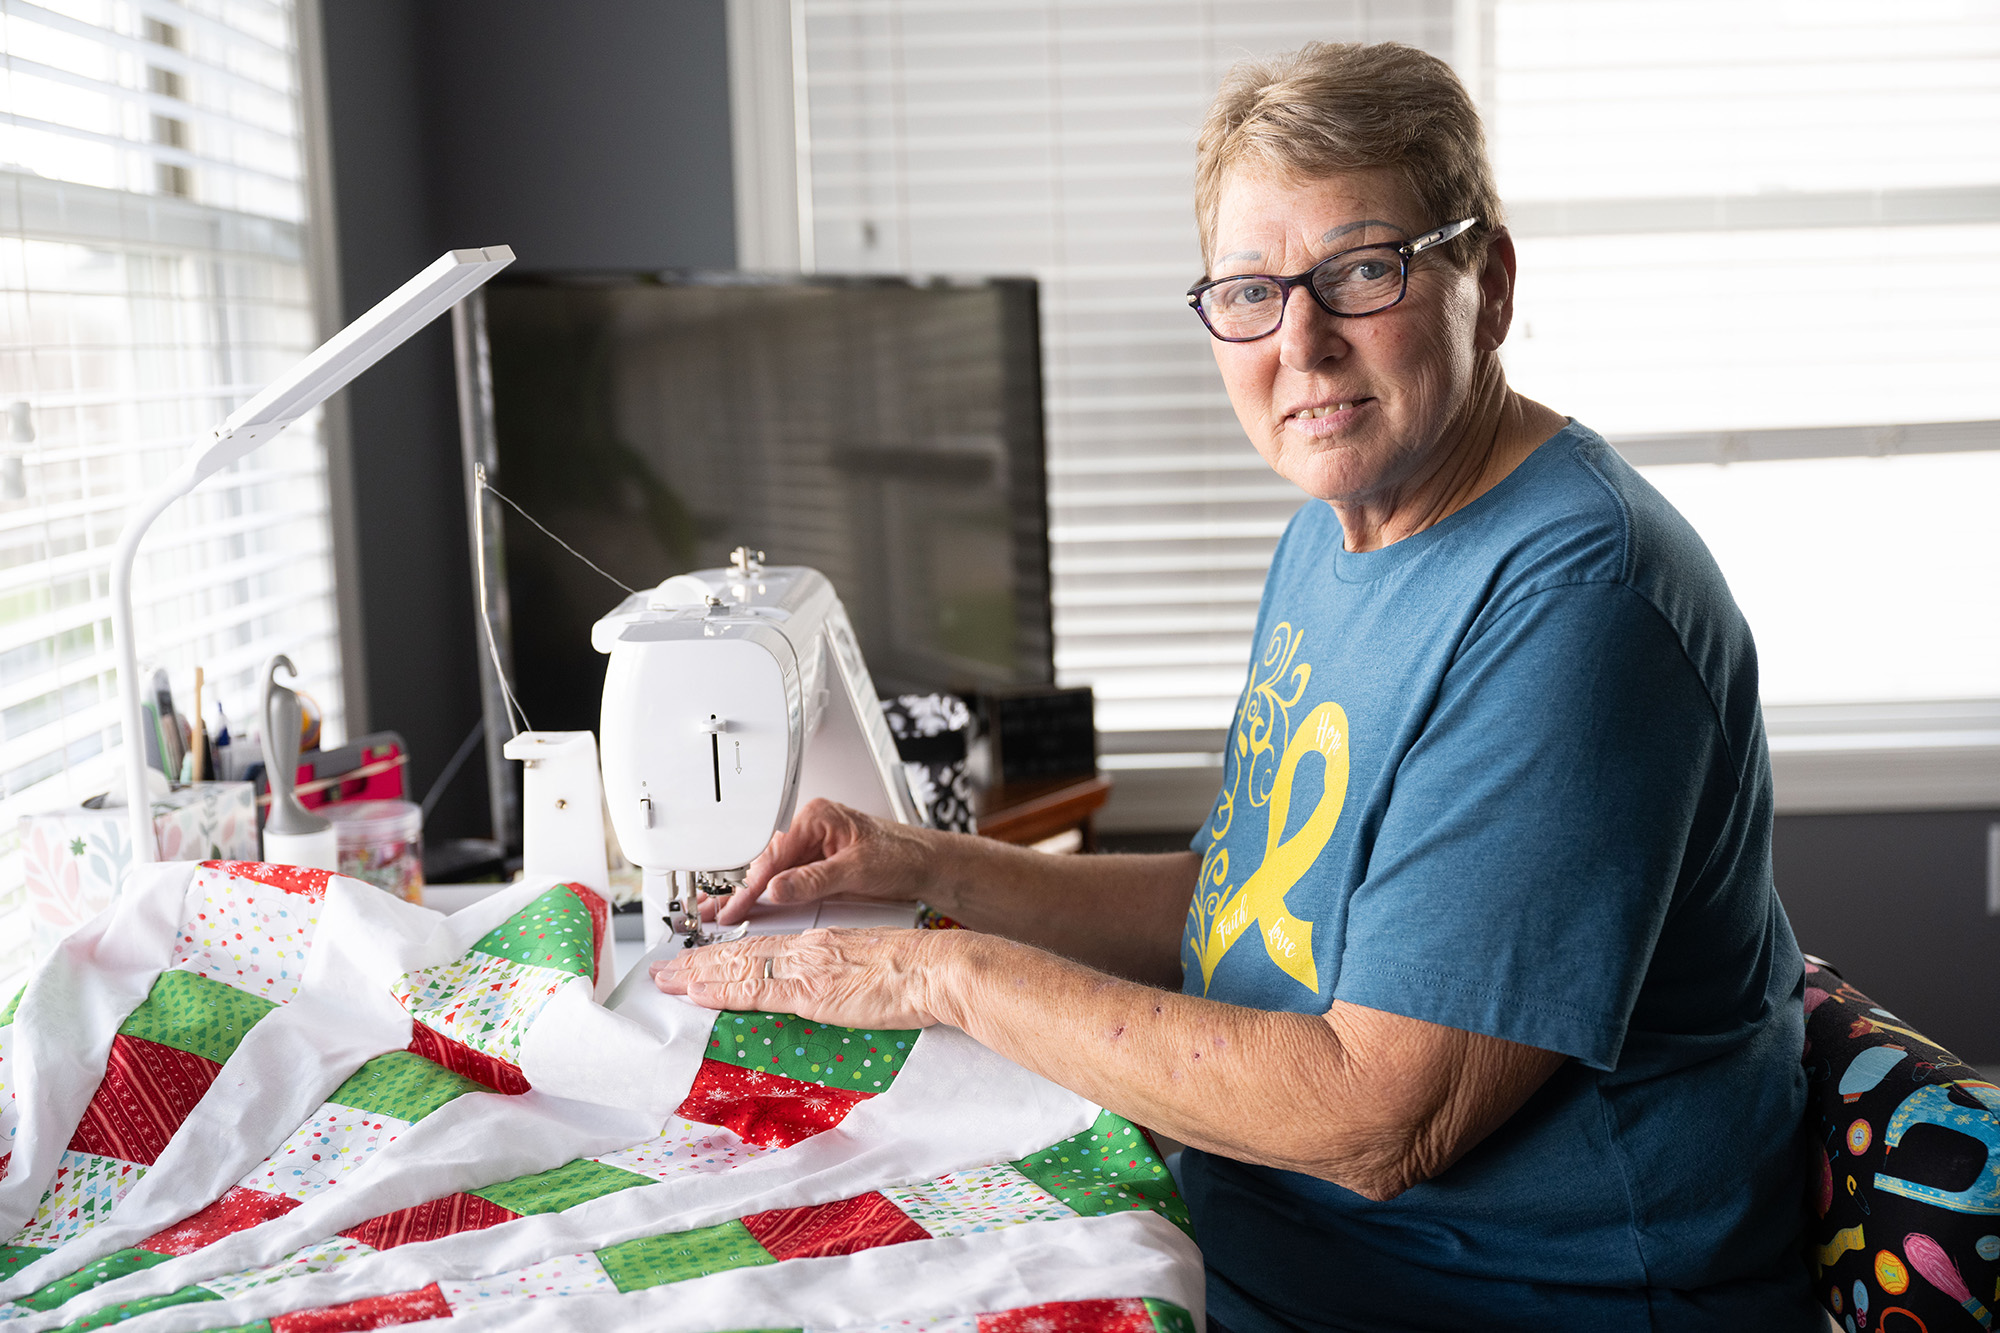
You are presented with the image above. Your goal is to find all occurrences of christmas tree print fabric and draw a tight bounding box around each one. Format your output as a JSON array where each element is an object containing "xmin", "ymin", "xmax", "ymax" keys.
[{"xmin": 0, "ymin": 860, "xmax": 1203, "ymax": 1332}]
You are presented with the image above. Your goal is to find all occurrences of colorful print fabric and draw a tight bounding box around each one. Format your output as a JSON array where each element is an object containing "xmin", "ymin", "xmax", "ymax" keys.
[
  {"xmin": 209, "ymin": 1109, "xmax": 1190, "ymax": 1332},
  {"xmin": 1805, "ymin": 956, "xmax": 2000, "ymax": 1331},
  {"xmin": 0, "ymin": 862, "xmax": 1201, "ymax": 1332},
  {"xmin": 0, "ymin": 864, "xmax": 324, "ymax": 1289},
  {"xmin": 0, "ymin": 866, "xmax": 547, "ymax": 1317}
]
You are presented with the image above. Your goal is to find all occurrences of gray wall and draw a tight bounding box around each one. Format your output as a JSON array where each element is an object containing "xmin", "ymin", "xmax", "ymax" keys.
[
  {"xmin": 314, "ymin": 0, "xmax": 736, "ymax": 840},
  {"xmin": 1774, "ymin": 808, "xmax": 2000, "ymax": 1066}
]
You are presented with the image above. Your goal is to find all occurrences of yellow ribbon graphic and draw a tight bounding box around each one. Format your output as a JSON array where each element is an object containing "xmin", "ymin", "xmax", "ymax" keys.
[{"xmin": 1199, "ymin": 701, "xmax": 1349, "ymax": 993}]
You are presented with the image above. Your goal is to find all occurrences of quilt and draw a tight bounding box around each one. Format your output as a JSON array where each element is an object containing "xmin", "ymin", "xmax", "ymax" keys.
[{"xmin": 0, "ymin": 861, "xmax": 1201, "ymax": 1333}]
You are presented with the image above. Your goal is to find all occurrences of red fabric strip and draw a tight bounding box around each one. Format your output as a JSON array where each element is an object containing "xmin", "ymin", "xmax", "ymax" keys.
[
  {"xmin": 571, "ymin": 884, "xmax": 609, "ymax": 988},
  {"xmin": 200, "ymin": 862, "xmax": 335, "ymax": 900},
  {"xmin": 979, "ymin": 1300, "xmax": 1154, "ymax": 1333},
  {"xmin": 674, "ymin": 1058, "xmax": 869, "ymax": 1149},
  {"xmin": 138, "ymin": 1186, "xmax": 300, "ymax": 1256},
  {"xmin": 270, "ymin": 1282, "xmax": 452, "ymax": 1332},
  {"xmin": 68, "ymin": 1035, "xmax": 222, "ymax": 1166},
  {"xmin": 339, "ymin": 1192, "xmax": 517, "ymax": 1250},
  {"xmin": 741, "ymin": 1191, "xmax": 929, "ymax": 1261},
  {"xmin": 405, "ymin": 1022, "xmax": 530, "ymax": 1096}
]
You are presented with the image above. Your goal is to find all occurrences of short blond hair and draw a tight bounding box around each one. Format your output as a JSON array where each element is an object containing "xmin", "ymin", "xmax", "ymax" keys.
[{"xmin": 1194, "ymin": 42, "xmax": 1500, "ymax": 271}]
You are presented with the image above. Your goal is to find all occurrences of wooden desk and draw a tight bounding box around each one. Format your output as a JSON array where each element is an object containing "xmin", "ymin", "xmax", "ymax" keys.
[{"xmin": 973, "ymin": 773, "xmax": 1112, "ymax": 851}]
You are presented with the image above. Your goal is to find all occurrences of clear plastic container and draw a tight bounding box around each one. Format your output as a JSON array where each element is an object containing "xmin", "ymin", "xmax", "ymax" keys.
[{"xmin": 326, "ymin": 799, "xmax": 424, "ymax": 905}]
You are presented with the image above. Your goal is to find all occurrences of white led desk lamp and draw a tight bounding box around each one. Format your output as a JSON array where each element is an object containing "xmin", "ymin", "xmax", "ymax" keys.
[{"xmin": 111, "ymin": 246, "xmax": 516, "ymax": 863}]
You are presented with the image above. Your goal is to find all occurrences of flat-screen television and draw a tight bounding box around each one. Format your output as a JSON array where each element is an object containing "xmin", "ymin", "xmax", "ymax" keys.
[{"xmin": 452, "ymin": 271, "xmax": 1054, "ymax": 845}]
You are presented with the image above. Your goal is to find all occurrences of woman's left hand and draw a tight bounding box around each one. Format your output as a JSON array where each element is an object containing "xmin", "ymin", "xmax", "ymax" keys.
[{"xmin": 650, "ymin": 928, "xmax": 966, "ymax": 1030}]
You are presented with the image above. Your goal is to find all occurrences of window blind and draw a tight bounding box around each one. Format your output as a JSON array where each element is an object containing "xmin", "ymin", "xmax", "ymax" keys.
[
  {"xmin": 1487, "ymin": 0, "xmax": 2000, "ymax": 720},
  {"xmin": 784, "ymin": 0, "xmax": 2000, "ymax": 821},
  {"xmin": 0, "ymin": 0, "xmax": 340, "ymax": 993},
  {"xmin": 792, "ymin": 0, "xmax": 1456, "ymax": 814}
]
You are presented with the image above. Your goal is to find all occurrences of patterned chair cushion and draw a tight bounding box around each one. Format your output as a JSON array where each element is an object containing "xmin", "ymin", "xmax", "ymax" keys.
[{"xmin": 1803, "ymin": 956, "xmax": 2000, "ymax": 1331}]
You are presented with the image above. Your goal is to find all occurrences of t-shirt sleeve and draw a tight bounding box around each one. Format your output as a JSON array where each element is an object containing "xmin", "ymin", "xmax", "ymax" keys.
[{"xmin": 1331, "ymin": 580, "xmax": 1739, "ymax": 1071}]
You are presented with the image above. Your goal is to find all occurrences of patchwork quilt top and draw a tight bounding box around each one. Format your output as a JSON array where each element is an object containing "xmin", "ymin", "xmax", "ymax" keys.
[{"xmin": 0, "ymin": 862, "xmax": 1201, "ymax": 1333}]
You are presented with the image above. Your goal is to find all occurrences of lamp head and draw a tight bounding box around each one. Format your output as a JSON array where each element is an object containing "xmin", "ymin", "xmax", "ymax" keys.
[{"xmin": 185, "ymin": 246, "xmax": 516, "ymax": 489}]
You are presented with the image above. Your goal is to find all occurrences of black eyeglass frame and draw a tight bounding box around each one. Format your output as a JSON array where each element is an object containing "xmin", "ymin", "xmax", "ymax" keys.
[{"xmin": 1186, "ymin": 217, "xmax": 1480, "ymax": 342}]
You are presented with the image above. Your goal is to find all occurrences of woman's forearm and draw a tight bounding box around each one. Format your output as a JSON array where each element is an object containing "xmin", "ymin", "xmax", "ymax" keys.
[
  {"xmin": 659, "ymin": 919, "xmax": 1565, "ymax": 1200},
  {"xmin": 924, "ymin": 928, "xmax": 1376, "ymax": 1183},
  {"xmin": 914, "ymin": 837, "xmax": 1196, "ymax": 988}
]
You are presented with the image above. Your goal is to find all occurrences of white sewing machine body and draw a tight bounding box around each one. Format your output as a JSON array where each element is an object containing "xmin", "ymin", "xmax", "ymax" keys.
[{"xmin": 592, "ymin": 556, "xmax": 922, "ymax": 945}]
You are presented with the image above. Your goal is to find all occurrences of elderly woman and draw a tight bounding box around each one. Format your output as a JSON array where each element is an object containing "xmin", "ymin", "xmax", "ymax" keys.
[{"xmin": 654, "ymin": 41, "xmax": 1816, "ymax": 1332}]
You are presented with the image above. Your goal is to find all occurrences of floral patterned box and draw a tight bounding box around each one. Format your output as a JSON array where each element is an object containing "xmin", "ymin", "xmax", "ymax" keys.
[{"xmin": 20, "ymin": 782, "xmax": 259, "ymax": 957}]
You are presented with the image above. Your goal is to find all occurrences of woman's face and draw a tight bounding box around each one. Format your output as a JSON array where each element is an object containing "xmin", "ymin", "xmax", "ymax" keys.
[{"xmin": 1206, "ymin": 165, "xmax": 1502, "ymax": 506}]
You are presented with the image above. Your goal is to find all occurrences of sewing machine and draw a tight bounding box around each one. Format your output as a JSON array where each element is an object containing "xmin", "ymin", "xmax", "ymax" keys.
[{"xmin": 589, "ymin": 548, "xmax": 924, "ymax": 948}]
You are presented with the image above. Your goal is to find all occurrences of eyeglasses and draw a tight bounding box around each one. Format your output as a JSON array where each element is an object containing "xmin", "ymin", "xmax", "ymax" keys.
[{"xmin": 1186, "ymin": 217, "xmax": 1479, "ymax": 342}]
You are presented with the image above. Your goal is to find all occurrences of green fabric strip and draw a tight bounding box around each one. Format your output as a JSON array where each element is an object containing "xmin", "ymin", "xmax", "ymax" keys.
[
  {"xmin": 470, "ymin": 1157, "xmax": 651, "ymax": 1217},
  {"xmin": 1145, "ymin": 1297, "xmax": 1197, "ymax": 1333},
  {"xmin": 705, "ymin": 1011, "xmax": 919, "ymax": 1092},
  {"xmin": 0, "ymin": 1243, "xmax": 50, "ymax": 1281},
  {"xmin": 1012, "ymin": 1111, "xmax": 1194, "ymax": 1238},
  {"xmin": 328, "ymin": 1049, "xmax": 487, "ymax": 1121},
  {"xmin": 51, "ymin": 1284, "xmax": 220, "ymax": 1332},
  {"xmin": 596, "ymin": 1219, "xmax": 776, "ymax": 1293},
  {"xmin": 115, "ymin": 970, "xmax": 276, "ymax": 1066},
  {"xmin": 0, "ymin": 984, "xmax": 22, "ymax": 1026},
  {"xmin": 15, "ymin": 1248, "xmax": 169, "ymax": 1312},
  {"xmin": 469, "ymin": 884, "xmax": 597, "ymax": 977}
]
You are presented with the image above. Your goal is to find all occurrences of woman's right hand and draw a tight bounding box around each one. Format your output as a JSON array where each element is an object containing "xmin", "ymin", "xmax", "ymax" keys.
[{"xmin": 709, "ymin": 798, "xmax": 948, "ymax": 926}]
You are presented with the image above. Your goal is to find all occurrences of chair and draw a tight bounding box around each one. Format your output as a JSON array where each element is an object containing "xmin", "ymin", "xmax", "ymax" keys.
[{"xmin": 1802, "ymin": 956, "xmax": 2000, "ymax": 1331}]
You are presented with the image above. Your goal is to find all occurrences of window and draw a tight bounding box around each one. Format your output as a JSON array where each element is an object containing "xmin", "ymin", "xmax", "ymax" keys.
[
  {"xmin": 736, "ymin": 1, "xmax": 1999, "ymax": 827},
  {"xmin": 0, "ymin": 0, "xmax": 342, "ymax": 994},
  {"xmin": 1487, "ymin": 0, "xmax": 2000, "ymax": 808},
  {"xmin": 737, "ymin": 0, "xmax": 1456, "ymax": 828}
]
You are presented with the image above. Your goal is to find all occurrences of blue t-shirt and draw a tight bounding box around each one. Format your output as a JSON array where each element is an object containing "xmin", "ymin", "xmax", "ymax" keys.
[{"xmin": 1180, "ymin": 422, "xmax": 1815, "ymax": 1332}]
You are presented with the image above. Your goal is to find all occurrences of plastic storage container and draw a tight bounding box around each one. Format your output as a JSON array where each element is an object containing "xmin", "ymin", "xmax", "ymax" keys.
[{"xmin": 326, "ymin": 799, "xmax": 424, "ymax": 904}]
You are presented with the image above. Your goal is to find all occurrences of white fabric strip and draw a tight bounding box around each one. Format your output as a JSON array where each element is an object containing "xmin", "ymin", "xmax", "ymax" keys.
[
  {"xmin": 516, "ymin": 984, "xmax": 709, "ymax": 1118},
  {"xmin": 0, "ymin": 862, "xmax": 194, "ymax": 1235},
  {"xmin": 456, "ymin": 1210, "xmax": 1205, "ymax": 1333}
]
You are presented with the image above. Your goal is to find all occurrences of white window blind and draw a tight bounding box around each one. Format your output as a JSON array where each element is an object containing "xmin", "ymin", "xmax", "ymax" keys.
[
  {"xmin": 791, "ymin": 0, "xmax": 1456, "ymax": 797},
  {"xmin": 1486, "ymin": 0, "xmax": 2000, "ymax": 808},
  {"xmin": 774, "ymin": 1, "xmax": 2000, "ymax": 823},
  {"xmin": 0, "ymin": 0, "xmax": 341, "ymax": 993}
]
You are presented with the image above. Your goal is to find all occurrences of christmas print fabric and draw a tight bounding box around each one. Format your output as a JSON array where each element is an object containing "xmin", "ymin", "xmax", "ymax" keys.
[{"xmin": 0, "ymin": 861, "xmax": 1201, "ymax": 1332}]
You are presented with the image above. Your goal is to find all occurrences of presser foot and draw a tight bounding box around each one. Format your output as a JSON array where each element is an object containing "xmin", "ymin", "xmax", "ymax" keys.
[{"xmin": 663, "ymin": 886, "xmax": 749, "ymax": 948}]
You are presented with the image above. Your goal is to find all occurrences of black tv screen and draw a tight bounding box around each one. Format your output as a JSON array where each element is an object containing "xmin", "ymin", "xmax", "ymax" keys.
[{"xmin": 456, "ymin": 271, "xmax": 1054, "ymax": 759}]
